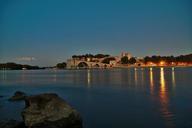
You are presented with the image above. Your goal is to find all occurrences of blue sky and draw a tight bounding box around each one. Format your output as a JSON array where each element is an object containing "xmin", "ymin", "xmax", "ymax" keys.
[{"xmin": 0, "ymin": 0, "xmax": 191, "ymax": 66}]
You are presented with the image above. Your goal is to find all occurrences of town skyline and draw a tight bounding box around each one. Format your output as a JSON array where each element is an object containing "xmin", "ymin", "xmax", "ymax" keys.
[
  {"xmin": 0, "ymin": 52, "xmax": 191, "ymax": 68},
  {"xmin": 1, "ymin": 0, "xmax": 192, "ymax": 66}
]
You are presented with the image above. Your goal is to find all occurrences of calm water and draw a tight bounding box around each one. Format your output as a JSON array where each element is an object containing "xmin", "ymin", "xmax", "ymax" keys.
[{"xmin": 0, "ymin": 67, "xmax": 192, "ymax": 128}]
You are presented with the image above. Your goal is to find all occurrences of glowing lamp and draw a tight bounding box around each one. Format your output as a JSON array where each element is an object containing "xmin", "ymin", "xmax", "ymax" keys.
[{"xmin": 160, "ymin": 61, "xmax": 165, "ymax": 65}]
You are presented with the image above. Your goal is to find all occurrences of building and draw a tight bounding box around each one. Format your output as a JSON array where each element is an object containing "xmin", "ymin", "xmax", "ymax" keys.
[
  {"xmin": 66, "ymin": 52, "xmax": 134, "ymax": 69},
  {"xmin": 121, "ymin": 52, "xmax": 132, "ymax": 59}
]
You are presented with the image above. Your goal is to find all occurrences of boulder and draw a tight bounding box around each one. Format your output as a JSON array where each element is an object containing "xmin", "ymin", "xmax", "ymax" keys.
[
  {"xmin": 0, "ymin": 120, "xmax": 25, "ymax": 128},
  {"xmin": 9, "ymin": 91, "xmax": 26, "ymax": 101},
  {"xmin": 22, "ymin": 93, "xmax": 83, "ymax": 128}
]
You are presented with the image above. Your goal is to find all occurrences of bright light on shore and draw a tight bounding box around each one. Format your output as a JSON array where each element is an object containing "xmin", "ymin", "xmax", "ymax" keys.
[{"xmin": 160, "ymin": 61, "xmax": 165, "ymax": 65}]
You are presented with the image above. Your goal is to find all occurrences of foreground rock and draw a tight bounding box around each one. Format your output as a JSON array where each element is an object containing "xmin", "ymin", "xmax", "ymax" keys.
[
  {"xmin": 9, "ymin": 91, "xmax": 27, "ymax": 101},
  {"xmin": 22, "ymin": 93, "xmax": 83, "ymax": 128},
  {"xmin": 0, "ymin": 120, "xmax": 25, "ymax": 128}
]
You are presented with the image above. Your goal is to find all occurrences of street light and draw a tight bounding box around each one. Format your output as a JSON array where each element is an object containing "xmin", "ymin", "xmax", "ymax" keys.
[{"xmin": 160, "ymin": 61, "xmax": 165, "ymax": 66}]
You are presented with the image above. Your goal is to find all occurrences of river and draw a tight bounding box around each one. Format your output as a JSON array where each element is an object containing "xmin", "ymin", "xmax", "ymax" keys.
[{"xmin": 0, "ymin": 67, "xmax": 192, "ymax": 128}]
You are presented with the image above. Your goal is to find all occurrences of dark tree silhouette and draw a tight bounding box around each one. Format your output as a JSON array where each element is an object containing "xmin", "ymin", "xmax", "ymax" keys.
[
  {"xmin": 72, "ymin": 54, "xmax": 110, "ymax": 59},
  {"xmin": 102, "ymin": 57, "xmax": 116, "ymax": 64},
  {"xmin": 121, "ymin": 56, "xmax": 129, "ymax": 64},
  {"xmin": 143, "ymin": 54, "xmax": 192, "ymax": 64},
  {"xmin": 0, "ymin": 63, "xmax": 40, "ymax": 70},
  {"xmin": 56, "ymin": 62, "xmax": 67, "ymax": 69},
  {"xmin": 129, "ymin": 57, "xmax": 136, "ymax": 64}
]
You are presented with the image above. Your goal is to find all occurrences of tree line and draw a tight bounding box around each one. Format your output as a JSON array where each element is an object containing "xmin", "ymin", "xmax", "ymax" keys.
[
  {"xmin": 0, "ymin": 63, "xmax": 41, "ymax": 70},
  {"xmin": 121, "ymin": 56, "xmax": 137, "ymax": 64},
  {"xmin": 56, "ymin": 62, "xmax": 67, "ymax": 69},
  {"xmin": 72, "ymin": 54, "xmax": 110, "ymax": 59},
  {"xmin": 143, "ymin": 54, "xmax": 192, "ymax": 64}
]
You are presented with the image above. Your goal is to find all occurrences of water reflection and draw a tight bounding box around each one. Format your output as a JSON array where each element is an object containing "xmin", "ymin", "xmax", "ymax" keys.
[
  {"xmin": 141, "ymin": 68, "xmax": 144, "ymax": 85},
  {"xmin": 160, "ymin": 68, "xmax": 166, "ymax": 96},
  {"xmin": 21, "ymin": 70, "xmax": 27, "ymax": 83},
  {"xmin": 128, "ymin": 69, "xmax": 131, "ymax": 85},
  {"xmin": 172, "ymin": 68, "xmax": 176, "ymax": 86},
  {"xmin": 159, "ymin": 68, "xmax": 175, "ymax": 127},
  {"xmin": 87, "ymin": 69, "xmax": 91, "ymax": 87},
  {"xmin": 134, "ymin": 68, "xmax": 138, "ymax": 85},
  {"xmin": 149, "ymin": 68, "xmax": 154, "ymax": 95},
  {"xmin": 1, "ymin": 70, "xmax": 7, "ymax": 81},
  {"xmin": 53, "ymin": 70, "xmax": 57, "ymax": 82}
]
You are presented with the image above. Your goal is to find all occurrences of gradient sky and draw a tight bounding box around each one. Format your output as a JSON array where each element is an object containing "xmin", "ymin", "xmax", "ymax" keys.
[{"xmin": 0, "ymin": 0, "xmax": 192, "ymax": 66}]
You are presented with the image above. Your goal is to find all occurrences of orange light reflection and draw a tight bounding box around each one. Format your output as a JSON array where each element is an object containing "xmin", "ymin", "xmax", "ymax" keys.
[
  {"xmin": 87, "ymin": 69, "xmax": 91, "ymax": 87},
  {"xmin": 172, "ymin": 67, "xmax": 176, "ymax": 86},
  {"xmin": 159, "ymin": 68, "xmax": 175, "ymax": 127},
  {"xmin": 149, "ymin": 68, "xmax": 154, "ymax": 95},
  {"xmin": 134, "ymin": 68, "xmax": 138, "ymax": 85}
]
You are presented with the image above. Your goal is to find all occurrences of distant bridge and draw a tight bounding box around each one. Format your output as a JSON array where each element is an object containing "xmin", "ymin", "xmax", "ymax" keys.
[{"xmin": 67, "ymin": 58, "xmax": 113, "ymax": 69}]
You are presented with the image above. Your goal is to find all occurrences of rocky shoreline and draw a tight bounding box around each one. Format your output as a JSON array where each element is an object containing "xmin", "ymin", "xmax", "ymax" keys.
[{"xmin": 0, "ymin": 92, "xmax": 83, "ymax": 128}]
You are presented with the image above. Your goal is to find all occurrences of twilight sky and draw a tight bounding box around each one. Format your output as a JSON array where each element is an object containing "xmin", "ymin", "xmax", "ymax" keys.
[{"xmin": 0, "ymin": 0, "xmax": 191, "ymax": 66}]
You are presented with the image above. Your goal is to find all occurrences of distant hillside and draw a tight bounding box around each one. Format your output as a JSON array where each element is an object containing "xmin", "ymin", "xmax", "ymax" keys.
[{"xmin": 0, "ymin": 62, "xmax": 41, "ymax": 70}]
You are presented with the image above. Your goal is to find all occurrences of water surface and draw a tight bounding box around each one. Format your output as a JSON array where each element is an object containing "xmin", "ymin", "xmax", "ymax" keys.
[{"xmin": 0, "ymin": 67, "xmax": 192, "ymax": 128}]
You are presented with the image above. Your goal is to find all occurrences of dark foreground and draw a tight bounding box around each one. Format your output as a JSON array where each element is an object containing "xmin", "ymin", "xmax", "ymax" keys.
[{"xmin": 0, "ymin": 92, "xmax": 82, "ymax": 128}]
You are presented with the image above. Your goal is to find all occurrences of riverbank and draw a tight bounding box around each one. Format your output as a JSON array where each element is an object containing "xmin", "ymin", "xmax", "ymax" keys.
[
  {"xmin": 65, "ymin": 65, "xmax": 192, "ymax": 70},
  {"xmin": 114, "ymin": 65, "xmax": 192, "ymax": 68},
  {"xmin": 0, "ymin": 65, "xmax": 191, "ymax": 71}
]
